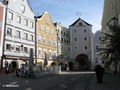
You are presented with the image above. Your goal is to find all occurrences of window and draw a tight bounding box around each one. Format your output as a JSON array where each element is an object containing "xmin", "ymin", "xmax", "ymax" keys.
[
  {"xmin": 51, "ymin": 29, "xmax": 54, "ymax": 35},
  {"xmin": 43, "ymin": 37, "xmax": 46, "ymax": 44},
  {"xmin": 61, "ymin": 38, "xmax": 63, "ymax": 42},
  {"xmin": 6, "ymin": 44, "xmax": 11, "ymax": 51},
  {"xmin": 24, "ymin": 33, "xmax": 28, "ymax": 40},
  {"xmin": 84, "ymin": 37, "xmax": 87, "ymax": 41},
  {"xmin": 49, "ymin": 29, "xmax": 51, "ymax": 34},
  {"xmin": 95, "ymin": 45, "xmax": 99, "ymax": 49},
  {"xmin": 64, "ymin": 46, "xmax": 66, "ymax": 50},
  {"xmin": 49, "ymin": 52, "xmax": 52, "ymax": 57},
  {"xmin": 67, "ymin": 40, "xmax": 68, "ymax": 43},
  {"xmin": 17, "ymin": 16, "xmax": 21, "ymax": 23},
  {"xmin": 99, "ymin": 37, "xmax": 101, "ymax": 40},
  {"xmin": 24, "ymin": 47, "xmax": 27, "ymax": 53},
  {"xmin": 111, "ymin": 1, "xmax": 114, "ymax": 9},
  {"xmin": 64, "ymin": 32, "xmax": 65, "ymax": 35},
  {"xmin": 49, "ymin": 39, "xmax": 52, "ymax": 45},
  {"xmin": 68, "ymin": 47, "xmax": 70, "ymax": 51},
  {"xmin": 30, "ymin": 35, "xmax": 33, "ymax": 41},
  {"xmin": 74, "ymin": 46, "xmax": 78, "ymax": 51},
  {"xmin": 8, "ymin": 11, "xmax": 13, "ymax": 20},
  {"xmin": 46, "ymin": 27, "xmax": 49, "ymax": 33},
  {"xmin": 30, "ymin": 21, "xmax": 33, "ymax": 28},
  {"xmin": 40, "ymin": 24, "xmax": 44, "ymax": 31},
  {"xmin": 74, "ymin": 37, "xmax": 77, "ymax": 41},
  {"xmin": 66, "ymin": 33, "xmax": 68, "ymax": 36},
  {"xmin": 21, "ymin": 5, "xmax": 25, "ymax": 12},
  {"xmin": 64, "ymin": 39, "xmax": 66, "ymax": 43},
  {"xmin": 84, "ymin": 29, "xmax": 87, "ymax": 33},
  {"xmin": 38, "ymin": 49, "xmax": 42, "ymax": 57},
  {"xmin": 62, "ymin": 45, "xmax": 63, "ymax": 50},
  {"xmin": 16, "ymin": 30, "xmax": 20, "ymax": 38},
  {"xmin": 7, "ymin": 27, "xmax": 12, "ymax": 35},
  {"xmin": 74, "ymin": 29, "xmax": 77, "ymax": 33},
  {"xmin": 79, "ymin": 22, "xmax": 82, "ymax": 26},
  {"xmin": 24, "ymin": 19, "xmax": 28, "ymax": 26},
  {"xmin": 16, "ymin": 45, "xmax": 20, "ymax": 52},
  {"xmin": 58, "ymin": 37, "xmax": 60, "ymax": 40},
  {"xmin": 58, "ymin": 29, "xmax": 59, "ymax": 32},
  {"xmin": 46, "ymin": 18, "xmax": 49, "ymax": 24},
  {"xmin": 84, "ymin": 46, "xmax": 88, "ymax": 50},
  {"xmin": 38, "ymin": 36, "xmax": 41, "ymax": 43},
  {"xmin": 61, "ymin": 31, "xmax": 62, "ymax": 34}
]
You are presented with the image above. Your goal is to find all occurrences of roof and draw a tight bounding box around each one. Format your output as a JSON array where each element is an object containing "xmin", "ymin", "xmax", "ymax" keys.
[{"xmin": 69, "ymin": 18, "xmax": 92, "ymax": 26}]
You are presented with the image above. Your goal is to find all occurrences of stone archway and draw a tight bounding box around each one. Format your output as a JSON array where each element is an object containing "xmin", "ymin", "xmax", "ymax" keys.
[
  {"xmin": 9, "ymin": 61, "xmax": 18, "ymax": 73},
  {"xmin": 51, "ymin": 62, "xmax": 56, "ymax": 65},
  {"xmin": 75, "ymin": 54, "xmax": 89, "ymax": 70}
]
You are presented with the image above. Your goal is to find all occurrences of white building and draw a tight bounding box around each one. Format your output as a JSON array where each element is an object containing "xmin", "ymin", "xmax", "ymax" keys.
[
  {"xmin": 69, "ymin": 18, "xmax": 92, "ymax": 70},
  {"xmin": 2, "ymin": 0, "xmax": 36, "ymax": 71},
  {"xmin": 91, "ymin": 30, "xmax": 102, "ymax": 70}
]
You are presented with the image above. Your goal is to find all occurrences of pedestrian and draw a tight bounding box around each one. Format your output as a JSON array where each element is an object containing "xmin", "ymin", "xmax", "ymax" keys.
[
  {"xmin": 16, "ymin": 67, "xmax": 19, "ymax": 77},
  {"xmin": 94, "ymin": 64, "xmax": 104, "ymax": 83}
]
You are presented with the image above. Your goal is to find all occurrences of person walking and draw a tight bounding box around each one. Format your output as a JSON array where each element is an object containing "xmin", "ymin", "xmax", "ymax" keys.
[{"xmin": 94, "ymin": 64, "xmax": 104, "ymax": 83}]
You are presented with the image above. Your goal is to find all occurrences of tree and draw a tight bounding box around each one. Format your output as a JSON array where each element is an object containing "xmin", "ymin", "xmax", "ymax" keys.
[{"xmin": 100, "ymin": 25, "xmax": 120, "ymax": 74}]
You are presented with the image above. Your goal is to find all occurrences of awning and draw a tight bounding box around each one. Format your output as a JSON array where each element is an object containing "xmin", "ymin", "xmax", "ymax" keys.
[{"xmin": 4, "ymin": 55, "xmax": 29, "ymax": 60}]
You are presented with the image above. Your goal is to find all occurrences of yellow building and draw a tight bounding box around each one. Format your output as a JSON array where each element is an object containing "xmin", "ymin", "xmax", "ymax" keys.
[
  {"xmin": 36, "ymin": 12, "xmax": 57, "ymax": 68},
  {"xmin": 102, "ymin": 0, "xmax": 120, "ymax": 72},
  {"xmin": 54, "ymin": 22, "xmax": 71, "ymax": 70}
]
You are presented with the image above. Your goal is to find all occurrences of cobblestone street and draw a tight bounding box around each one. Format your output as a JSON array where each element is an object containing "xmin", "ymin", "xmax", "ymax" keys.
[{"xmin": 0, "ymin": 71, "xmax": 120, "ymax": 90}]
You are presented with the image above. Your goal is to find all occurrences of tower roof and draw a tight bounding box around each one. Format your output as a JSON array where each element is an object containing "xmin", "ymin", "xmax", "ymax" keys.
[{"xmin": 70, "ymin": 18, "xmax": 92, "ymax": 26}]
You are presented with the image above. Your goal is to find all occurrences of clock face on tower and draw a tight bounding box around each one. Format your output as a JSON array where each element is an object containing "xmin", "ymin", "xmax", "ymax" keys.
[{"xmin": 79, "ymin": 22, "xmax": 82, "ymax": 26}]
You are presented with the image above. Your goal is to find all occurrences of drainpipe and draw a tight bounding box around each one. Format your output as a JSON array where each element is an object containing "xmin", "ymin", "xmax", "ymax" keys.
[{"xmin": 34, "ymin": 16, "xmax": 37, "ymax": 64}]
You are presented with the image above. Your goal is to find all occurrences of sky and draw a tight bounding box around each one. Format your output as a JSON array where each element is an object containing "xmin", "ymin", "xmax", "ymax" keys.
[{"xmin": 28, "ymin": 0, "xmax": 104, "ymax": 33}]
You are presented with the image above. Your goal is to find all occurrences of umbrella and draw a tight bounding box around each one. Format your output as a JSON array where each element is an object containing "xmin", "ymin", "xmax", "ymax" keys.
[
  {"xmin": 29, "ymin": 49, "xmax": 34, "ymax": 66},
  {"xmin": 44, "ymin": 52, "xmax": 48, "ymax": 67}
]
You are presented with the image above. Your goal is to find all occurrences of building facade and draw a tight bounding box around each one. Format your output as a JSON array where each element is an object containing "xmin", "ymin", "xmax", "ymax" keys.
[
  {"xmin": 91, "ymin": 30, "xmax": 102, "ymax": 70},
  {"xmin": 69, "ymin": 18, "xmax": 92, "ymax": 70},
  {"xmin": 102, "ymin": 0, "xmax": 120, "ymax": 73},
  {"xmin": 36, "ymin": 12, "xmax": 57, "ymax": 68},
  {"xmin": 54, "ymin": 22, "xmax": 71, "ymax": 70},
  {"xmin": 0, "ymin": 2, "xmax": 6, "ymax": 71},
  {"xmin": 1, "ymin": 0, "xmax": 36, "ymax": 71}
]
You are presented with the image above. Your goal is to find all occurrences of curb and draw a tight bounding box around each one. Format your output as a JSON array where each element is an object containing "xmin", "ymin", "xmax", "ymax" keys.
[{"xmin": 86, "ymin": 74, "xmax": 95, "ymax": 90}]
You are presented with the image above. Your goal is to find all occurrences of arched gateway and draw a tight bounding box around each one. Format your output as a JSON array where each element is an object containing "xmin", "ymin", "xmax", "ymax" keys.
[{"xmin": 75, "ymin": 54, "xmax": 89, "ymax": 70}]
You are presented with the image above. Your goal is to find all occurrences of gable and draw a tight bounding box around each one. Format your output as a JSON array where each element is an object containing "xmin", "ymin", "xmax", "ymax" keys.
[
  {"xmin": 7, "ymin": 0, "xmax": 35, "ymax": 19},
  {"xmin": 37, "ymin": 12, "xmax": 56, "ymax": 29},
  {"xmin": 70, "ymin": 18, "xmax": 92, "ymax": 27}
]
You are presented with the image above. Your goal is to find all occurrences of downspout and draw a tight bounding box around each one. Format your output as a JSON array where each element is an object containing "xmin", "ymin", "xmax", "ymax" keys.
[{"xmin": 34, "ymin": 16, "xmax": 37, "ymax": 64}]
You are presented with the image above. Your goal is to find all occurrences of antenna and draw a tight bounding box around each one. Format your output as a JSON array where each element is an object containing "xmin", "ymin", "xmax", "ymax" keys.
[{"xmin": 77, "ymin": 12, "xmax": 81, "ymax": 18}]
